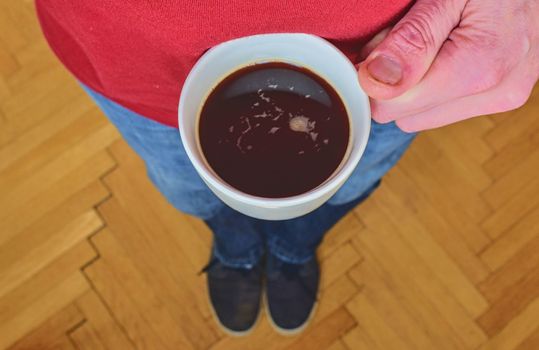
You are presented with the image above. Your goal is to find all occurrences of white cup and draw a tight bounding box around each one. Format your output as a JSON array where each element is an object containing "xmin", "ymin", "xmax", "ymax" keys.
[{"xmin": 178, "ymin": 33, "xmax": 371, "ymax": 220}]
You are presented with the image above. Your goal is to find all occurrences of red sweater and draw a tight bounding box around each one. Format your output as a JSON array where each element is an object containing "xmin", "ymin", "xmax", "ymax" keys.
[{"xmin": 36, "ymin": 1, "xmax": 412, "ymax": 127}]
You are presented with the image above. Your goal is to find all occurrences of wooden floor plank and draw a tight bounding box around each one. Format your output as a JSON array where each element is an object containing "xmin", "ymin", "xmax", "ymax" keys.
[
  {"xmin": 348, "ymin": 261, "xmax": 443, "ymax": 350},
  {"xmin": 318, "ymin": 214, "xmax": 364, "ymax": 260},
  {"xmin": 0, "ymin": 134, "xmax": 118, "ymax": 248},
  {"xmin": 0, "ymin": 210, "xmax": 102, "ymax": 298},
  {"xmin": 482, "ymin": 148, "xmax": 539, "ymax": 209},
  {"xmin": 402, "ymin": 135, "xmax": 492, "ymax": 221},
  {"xmin": 345, "ymin": 293, "xmax": 411, "ymax": 350},
  {"xmin": 0, "ymin": 121, "xmax": 118, "ymax": 219},
  {"xmin": 0, "ymin": 154, "xmax": 113, "ymax": 246},
  {"xmin": 13, "ymin": 31, "xmax": 52, "ymax": 65},
  {"xmin": 0, "ymin": 107, "xmax": 110, "ymax": 188},
  {"xmin": 0, "ymin": 93, "xmax": 94, "ymax": 173},
  {"xmin": 482, "ymin": 124, "xmax": 539, "ymax": 180},
  {"xmin": 516, "ymin": 326, "xmax": 539, "ymax": 350},
  {"xmin": 83, "ymin": 259, "xmax": 170, "ymax": 350},
  {"xmin": 354, "ymin": 199, "xmax": 487, "ymax": 349},
  {"xmin": 8, "ymin": 304, "xmax": 81, "ymax": 350},
  {"xmin": 478, "ymin": 296, "xmax": 539, "ymax": 350},
  {"xmin": 350, "ymin": 233, "xmax": 471, "ymax": 350},
  {"xmin": 320, "ymin": 242, "xmax": 362, "ymax": 289},
  {"xmin": 478, "ymin": 234, "xmax": 539, "ymax": 337},
  {"xmin": 373, "ymin": 189, "xmax": 489, "ymax": 318},
  {"xmin": 0, "ymin": 78, "xmax": 10, "ymax": 112},
  {"xmin": 107, "ymin": 140, "xmax": 214, "ymax": 288},
  {"xmin": 2, "ymin": 68, "xmax": 83, "ymax": 138},
  {"xmin": 480, "ymin": 205, "xmax": 539, "ymax": 271},
  {"xmin": 0, "ymin": 240, "xmax": 96, "ymax": 325},
  {"xmin": 0, "ymin": 272, "xmax": 89, "ymax": 349},
  {"xmin": 70, "ymin": 323, "xmax": 107, "ymax": 350},
  {"xmin": 325, "ymin": 339, "xmax": 349, "ymax": 350},
  {"xmin": 285, "ymin": 308, "xmax": 356, "ymax": 350},
  {"xmin": 481, "ymin": 176, "xmax": 539, "ymax": 239},
  {"xmin": 401, "ymin": 162, "xmax": 491, "ymax": 253},
  {"xmin": 74, "ymin": 291, "xmax": 134, "ymax": 350},
  {"xmin": 41, "ymin": 336, "xmax": 76, "ymax": 350},
  {"xmin": 379, "ymin": 166, "xmax": 490, "ymax": 293},
  {"xmin": 479, "ymin": 233, "xmax": 539, "ymax": 303},
  {"xmin": 85, "ymin": 228, "xmax": 197, "ymax": 350},
  {"xmin": 7, "ymin": 46, "xmax": 60, "ymax": 93},
  {"xmin": 0, "ymin": 43, "xmax": 19, "ymax": 76},
  {"xmin": 97, "ymin": 177, "xmax": 219, "ymax": 345},
  {"xmin": 0, "ymin": 1, "xmax": 41, "ymax": 44},
  {"xmin": 343, "ymin": 325, "xmax": 381, "ymax": 350},
  {"xmin": 478, "ymin": 268, "xmax": 539, "ymax": 337},
  {"xmin": 424, "ymin": 131, "xmax": 492, "ymax": 191},
  {"xmin": 398, "ymin": 144, "xmax": 491, "ymax": 253},
  {"xmin": 438, "ymin": 117, "xmax": 495, "ymax": 164},
  {"xmin": 0, "ymin": 11, "xmax": 28, "ymax": 54}
]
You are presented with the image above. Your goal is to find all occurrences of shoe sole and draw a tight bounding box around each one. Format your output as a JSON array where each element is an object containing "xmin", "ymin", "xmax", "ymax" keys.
[
  {"xmin": 263, "ymin": 291, "xmax": 318, "ymax": 336},
  {"xmin": 207, "ymin": 289, "xmax": 263, "ymax": 337}
]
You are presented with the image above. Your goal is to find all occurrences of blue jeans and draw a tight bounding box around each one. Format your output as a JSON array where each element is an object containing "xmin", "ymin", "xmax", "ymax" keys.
[{"xmin": 84, "ymin": 87, "xmax": 416, "ymax": 268}]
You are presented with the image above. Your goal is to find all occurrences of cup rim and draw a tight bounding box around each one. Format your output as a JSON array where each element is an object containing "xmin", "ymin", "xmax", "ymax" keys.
[{"xmin": 179, "ymin": 33, "xmax": 371, "ymax": 208}]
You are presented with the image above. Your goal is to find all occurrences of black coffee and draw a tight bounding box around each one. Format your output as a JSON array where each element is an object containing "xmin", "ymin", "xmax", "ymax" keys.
[{"xmin": 199, "ymin": 62, "xmax": 349, "ymax": 198}]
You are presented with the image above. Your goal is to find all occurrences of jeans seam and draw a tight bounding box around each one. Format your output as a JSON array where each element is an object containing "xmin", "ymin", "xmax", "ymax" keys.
[
  {"xmin": 266, "ymin": 238, "xmax": 314, "ymax": 264},
  {"xmin": 213, "ymin": 245, "xmax": 263, "ymax": 269}
]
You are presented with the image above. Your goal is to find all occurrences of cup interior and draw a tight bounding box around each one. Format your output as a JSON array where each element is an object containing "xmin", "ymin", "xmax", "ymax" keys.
[{"xmin": 179, "ymin": 33, "xmax": 371, "ymax": 208}]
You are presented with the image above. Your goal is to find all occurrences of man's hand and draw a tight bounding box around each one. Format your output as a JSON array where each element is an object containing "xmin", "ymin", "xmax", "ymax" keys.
[{"xmin": 358, "ymin": 0, "xmax": 539, "ymax": 132}]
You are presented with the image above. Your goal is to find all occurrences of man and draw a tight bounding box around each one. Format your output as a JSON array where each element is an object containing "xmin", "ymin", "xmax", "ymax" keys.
[{"xmin": 36, "ymin": 0, "xmax": 538, "ymax": 336}]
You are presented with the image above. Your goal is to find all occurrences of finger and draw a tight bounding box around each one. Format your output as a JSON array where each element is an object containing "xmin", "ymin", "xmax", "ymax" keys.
[
  {"xmin": 395, "ymin": 61, "xmax": 536, "ymax": 131},
  {"xmin": 359, "ymin": 27, "xmax": 392, "ymax": 61},
  {"xmin": 358, "ymin": 0, "xmax": 466, "ymax": 100}
]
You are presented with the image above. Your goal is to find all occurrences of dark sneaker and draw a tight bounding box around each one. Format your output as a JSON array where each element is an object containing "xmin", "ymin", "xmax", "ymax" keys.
[
  {"xmin": 202, "ymin": 254, "xmax": 263, "ymax": 336},
  {"xmin": 265, "ymin": 253, "xmax": 320, "ymax": 335}
]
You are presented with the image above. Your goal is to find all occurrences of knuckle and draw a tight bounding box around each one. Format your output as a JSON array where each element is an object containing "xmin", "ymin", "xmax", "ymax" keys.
[
  {"xmin": 480, "ymin": 68, "xmax": 506, "ymax": 91},
  {"xmin": 391, "ymin": 17, "xmax": 434, "ymax": 55},
  {"xmin": 500, "ymin": 88, "xmax": 532, "ymax": 110},
  {"xmin": 463, "ymin": 59, "xmax": 507, "ymax": 94},
  {"xmin": 517, "ymin": 36, "xmax": 531, "ymax": 58}
]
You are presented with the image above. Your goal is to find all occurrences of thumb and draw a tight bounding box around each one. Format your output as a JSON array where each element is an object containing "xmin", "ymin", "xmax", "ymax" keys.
[
  {"xmin": 358, "ymin": 0, "xmax": 466, "ymax": 100},
  {"xmin": 359, "ymin": 27, "xmax": 392, "ymax": 61}
]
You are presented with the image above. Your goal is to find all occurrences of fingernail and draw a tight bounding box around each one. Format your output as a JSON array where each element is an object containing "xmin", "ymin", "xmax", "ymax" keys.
[{"xmin": 367, "ymin": 55, "xmax": 402, "ymax": 85}]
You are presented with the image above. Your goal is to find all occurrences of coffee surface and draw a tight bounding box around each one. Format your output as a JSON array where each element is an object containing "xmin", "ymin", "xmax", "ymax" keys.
[{"xmin": 199, "ymin": 62, "xmax": 349, "ymax": 198}]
